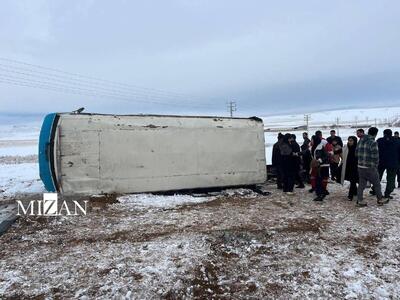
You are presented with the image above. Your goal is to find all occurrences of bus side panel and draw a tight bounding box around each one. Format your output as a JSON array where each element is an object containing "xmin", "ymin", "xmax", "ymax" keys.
[{"xmin": 57, "ymin": 114, "xmax": 266, "ymax": 195}]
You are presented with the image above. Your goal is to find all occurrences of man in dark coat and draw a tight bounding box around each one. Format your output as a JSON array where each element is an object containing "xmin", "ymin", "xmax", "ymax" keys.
[
  {"xmin": 302, "ymin": 132, "xmax": 311, "ymax": 149},
  {"xmin": 327, "ymin": 130, "xmax": 343, "ymax": 147},
  {"xmin": 376, "ymin": 129, "xmax": 400, "ymax": 199},
  {"xmin": 279, "ymin": 134, "xmax": 297, "ymax": 194},
  {"xmin": 272, "ymin": 133, "xmax": 284, "ymax": 189},
  {"xmin": 395, "ymin": 131, "xmax": 400, "ymax": 188}
]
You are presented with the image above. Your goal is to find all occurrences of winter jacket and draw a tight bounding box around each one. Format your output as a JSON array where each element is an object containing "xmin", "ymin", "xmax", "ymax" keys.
[
  {"xmin": 279, "ymin": 142, "xmax": 297, "ymax": 173},
  {"xmin": 301, "ymin": 137, "xmax": 311, "ymax": 151},
  {"xmin": 272, "ymin": 141, "xmax": 282, "ymax": 166},
  {"xmin": 291, "ymin": 141, "xmax": 302, "ymax": 171},
  {"xmin": 355, "ymin": 135, "xmax": 379, "ymax": 168},
  {"xmin": 340, "ymin": 145, "xmax": 358, "ymax": 185},
  {"xmin": 302, "ymin": 149, "xmax": 312, "ymax": 171},
  {"xmin": 377, "ymin": 136, "xmax": 400, "ymax": 169},
  {"xmin": 313, "ymin": 140, "xmax": 330, "ymax": 168}
]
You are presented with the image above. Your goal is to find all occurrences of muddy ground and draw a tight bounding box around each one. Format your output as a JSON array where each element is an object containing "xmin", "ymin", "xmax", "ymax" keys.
[{"xmin": 0, "ymin": 183, "xmax": 400, "ymax": 299}]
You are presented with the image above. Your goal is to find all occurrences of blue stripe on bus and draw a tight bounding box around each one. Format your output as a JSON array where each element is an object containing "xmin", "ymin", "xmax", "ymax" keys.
[{"xmin": 38, "ymin": 113, "xmax": 57, "ymax": 192}]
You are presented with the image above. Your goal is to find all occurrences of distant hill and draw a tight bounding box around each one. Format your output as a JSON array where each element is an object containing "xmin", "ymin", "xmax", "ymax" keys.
[{"xmin": 262, "ymin": 106, "xmax": 400, "ymax": 129}]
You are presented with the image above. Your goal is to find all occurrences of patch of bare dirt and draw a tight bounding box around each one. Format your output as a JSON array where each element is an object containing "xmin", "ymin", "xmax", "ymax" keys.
[
  {"xmin": 353, "ymin": 232, "xmax": 383, "ymax": 258},
  {"xmin": 278, "ymin": 217, "xmax": 328, "ymax": 234},
  {"xmin": 177, "ymin": 195, "xmax": 264, "ymax": 211}
]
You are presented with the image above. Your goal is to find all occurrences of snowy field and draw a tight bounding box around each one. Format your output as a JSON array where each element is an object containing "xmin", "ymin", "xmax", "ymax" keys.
[
  {"xmin": 0, "ymin": 118, "xmax": 43, "ymax": 199},
  {"xmin": 261, "ymin": 106, "xmax": 400, "ymax": 129},
  {"xmin": 1, "ymin": 108, "xmax": 400, "ymax": 298},
  {"xmin": 1, "ymin": 185, "xmax": 400, "ymax": 298}
]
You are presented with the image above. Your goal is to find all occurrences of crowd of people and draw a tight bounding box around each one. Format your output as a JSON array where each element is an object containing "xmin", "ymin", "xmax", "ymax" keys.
[{"xmin": 272, "ymin": 127, "xmax": 400, "ymax": 207}]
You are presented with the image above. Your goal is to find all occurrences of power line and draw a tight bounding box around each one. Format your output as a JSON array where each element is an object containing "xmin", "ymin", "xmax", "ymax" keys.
[
  {"xmin": 0, "ymin": 69, "xmax": 218, "ymax": 108},
  {"xmin": 0, "ymin": 58, "xmax": 272, "ymax": 114},
  {"xmin": 0, "ymin": 62, "xmax": 208, "ymax": 104},
  {"xmin": 0, "ymin": 64, "xmax": 179, "ymax": 100},
  {"xmin": 0, "ymin": 76, "xmax": 216, "ymax": 109},
  {"xmin": 0, "ymin": 57, "xmax": 221, "ymax": 106}
]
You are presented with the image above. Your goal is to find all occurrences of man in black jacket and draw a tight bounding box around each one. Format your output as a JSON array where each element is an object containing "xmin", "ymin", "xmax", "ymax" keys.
[
  {"xmin": 395, "ymin": 131, "xmax": 400, "ymax": 188},
  {"xmin": 272, "ymin": 133, "xmax": 284, "ymax": 189},
  {"xmin": 376, "ymin": 129, "xmax": 400, "ymax": 199},
  {"xmin": 327, "ymin": 130, "xmax": 343, "ymax": 147}
]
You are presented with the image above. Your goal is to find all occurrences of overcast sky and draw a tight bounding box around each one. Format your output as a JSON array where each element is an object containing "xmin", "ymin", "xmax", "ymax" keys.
[{"xmin": 1, "ymin": 0, "xmax": 400, "ymax": 117}]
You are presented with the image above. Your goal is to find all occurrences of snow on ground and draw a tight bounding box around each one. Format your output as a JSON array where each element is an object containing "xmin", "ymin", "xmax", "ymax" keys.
[
  {"xmin": 0, "ymin": 122, "xmax": 41, "ymax": 141},
  {"xmin": 117, "ymin": 193, "xmax": 216, "ymax": 209},
  {"xmin": 0, "ymin": 118, "xmax": 42, "ymax": 198},
  {"xmin": 0, "ymin": 163, "xmax": 44, "ymax": 198},
  {"xmin": 0, "ymin": 141, "xmax": 37, "ymax": 156},
  {"xmin": 1, "ymin": 184, "xmax": 400, "ymax": 298},
  {"xmin": 117, "ymin": 189, "xmax": 258, "ymax": 209}
]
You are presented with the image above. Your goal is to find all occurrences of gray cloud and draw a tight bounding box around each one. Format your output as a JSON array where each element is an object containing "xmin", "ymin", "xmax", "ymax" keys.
[{"xmin": 1, "ymin": 0, "xmax": 400, "ymax": 116}]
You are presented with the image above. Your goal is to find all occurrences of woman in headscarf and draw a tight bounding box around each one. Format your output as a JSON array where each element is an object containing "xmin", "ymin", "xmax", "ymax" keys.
[
  {"xmin": 279, "ymin": 133, "xmax": 297, "ymax": 195},
  {"xmin": 340, "ymin": 136, "xmax": 359, "ymax": 200},
  {"xmin": 291, "ymin": 134, "xmax": 305, "ymax": 188},
  {"xmin": 309, "ymin": 135, "xmax": 319, "ymax": 193}
]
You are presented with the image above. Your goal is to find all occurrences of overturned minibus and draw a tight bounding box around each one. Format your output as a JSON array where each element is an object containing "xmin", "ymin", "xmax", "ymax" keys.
[{"xmin": 39, "ymin": 113, "xmax": 266, "ymax": 195}]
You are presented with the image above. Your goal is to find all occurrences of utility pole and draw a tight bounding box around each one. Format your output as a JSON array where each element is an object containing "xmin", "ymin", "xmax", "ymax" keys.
[
  {"xmin": 335, "ymin": 117, "xmax": 340, "ymax": 135},
  {"xmin": 304, "ymin": 114, "xmax": 311, "ymax": 133},
  {"xmin": 227, "ymin": 101, "xmax": 237, "ymax": 118}
]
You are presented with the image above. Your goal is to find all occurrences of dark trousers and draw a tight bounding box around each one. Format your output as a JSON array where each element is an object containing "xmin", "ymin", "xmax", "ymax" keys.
[
  {"xmin": 295, "ymin": 170, "xmax": 304, "ymax": 187},
  {"xmin": 348, "ymin": 180, "xmax": 357, "ymax": 198},
  {"xmin": 303, "ymin": 167, "xmax": 311, "ymax": 184},
  {"xmin": 276, "ymin": 166, "xmax": 284, "ymax": 189},
  {"xmin": 378, "ymin": 167, "xmax": 397, "ymax": 197},
  {"xmin": 330, "ymin": 162, "xmax": 340, "ymax": 180},
  {"xmin": 316, "ymin": 167, "xmax": 329, "ymax": 196},
  {"xmin": 283, "ymin": 172, "xmax": 295, "ymax": 192}
]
